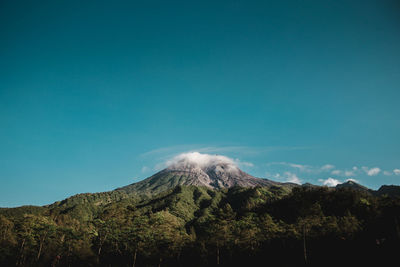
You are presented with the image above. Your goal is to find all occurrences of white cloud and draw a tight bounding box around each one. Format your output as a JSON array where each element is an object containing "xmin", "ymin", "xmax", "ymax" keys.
[
  {"xmin": 166, "ymin": 152, "xmax": 238, "ymax": 169},
  {"xmin": 394, "ymin": 169, "xmax": 400, "ymax": 175},
  {"xmin": 267, "ymin": 162, "xmax": 340, "ymax": 175},
  {"xmin": 383, "ymin": 171, "xmax": 393, "ymax": 176},
  {"xmin": 321, "ymin": 164, "xmax": 335, "ymax": 171},
  {"xmin": 368, "ymin": 168, "xmax": 381, "ymax": 176},
  {"xmin": 284, "ymin": 172, "xmax": 301, "ymax": 184},
  {"xmin": 346, "ymin": 178, "xmax": 359, "ymax": 183},
  {"xmin": 271, "ymin": 171, "xmax": 301, "ymax": 184},
  {"xmin": 362, "ymin": 167, "xmax": 381, "ymax": 176},
  {"xmin": 331, "ymin": 170, "xmax": 341, "ymax": 175},
  {"xmin": 319, "ymin": 178, "xmax": 341, "ymax": 187},
  {"xmin": 352, "ymin": 166, "xmax": 358, "ymax": 171}
]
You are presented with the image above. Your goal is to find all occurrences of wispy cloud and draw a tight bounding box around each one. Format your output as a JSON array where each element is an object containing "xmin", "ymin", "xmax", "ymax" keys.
[
  {"xmin": 362, "ymin": 166, "xmax": 381, "ymax": 176},
  {"xmin": 142, "ymin": 146, "xmax": 395, "ymax": 184},
  {"xmin": 271, "ymin": 163, "xmax": 393, "ymax": 179},
  {"xmin": 321, "ymin": 164, "xmax": 335, "ymax": 171},
  {"xmin": 330, "ymin": 168, "xmax": 357, "ymax": 177},
  {"xmin": 140, "ymin": 145, "xmax": 204, "ymax": 158},
  {"xmin": 234, "ymin": 159, "xmax": 254, "ymax": 168},
  {"xmin": 141, "ymin": 145, "xmax": 312, "ymax": 158},
  {"xmin": 267, "ymin": 162, "xmax": 314, "ymax": 173},
  {"xmin": 329, "ymin": 165, "xmax": 387, "ymax": 178},
  {"xmin": 288, "ymin": 163, "xmax": 309, "ymax": 171},
  {"xmin": 268, "ymin": 171, "xmax": 301, "ymax": 184},
  {"xmin": 267, "ymin": 162, "xmax": 339, "ymax": 175}
]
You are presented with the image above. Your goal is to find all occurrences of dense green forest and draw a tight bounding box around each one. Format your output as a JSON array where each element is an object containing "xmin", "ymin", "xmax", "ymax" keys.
[{"xmin": 1, "ymin": 185, "xmax": 400, "ymax": 266}]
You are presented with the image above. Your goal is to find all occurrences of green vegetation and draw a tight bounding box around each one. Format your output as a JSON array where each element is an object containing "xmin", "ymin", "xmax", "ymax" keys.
[{"xmin": 1, "ymin": 185, "xmax": 400, "ymax": 266}]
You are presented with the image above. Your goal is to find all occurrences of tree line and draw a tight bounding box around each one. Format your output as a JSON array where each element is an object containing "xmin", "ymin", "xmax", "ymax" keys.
[{"xmin": 1, "ymin": 186, "xmax": 400, "ymax": 266}]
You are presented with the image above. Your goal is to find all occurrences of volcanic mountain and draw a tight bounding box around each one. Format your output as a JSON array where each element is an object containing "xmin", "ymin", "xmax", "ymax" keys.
[{"xmin": 117, "ymin": 152, "xmax": 292, "ymax": 195}]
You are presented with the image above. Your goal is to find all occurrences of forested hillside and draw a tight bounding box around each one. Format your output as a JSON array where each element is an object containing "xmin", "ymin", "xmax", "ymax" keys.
[{"xmin": 1, "ymin": 185, "xmax": 400, "ymax": 266}]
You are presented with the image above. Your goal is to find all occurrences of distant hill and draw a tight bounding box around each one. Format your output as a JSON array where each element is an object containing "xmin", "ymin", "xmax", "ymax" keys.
[
  {"xmin": 335, "ymin": 181, "xmax": 400, "ymax": 198},
  {"xmin": 376, "ymin": 185, "xmax": 400, "ymax": 197},
  {"xmin": 335, "ymin": 180, "xmax": 372, "ymax": 192}
]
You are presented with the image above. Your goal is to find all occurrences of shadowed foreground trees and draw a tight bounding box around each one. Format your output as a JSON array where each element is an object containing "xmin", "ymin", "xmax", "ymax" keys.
[{"xmin": 1, "ymin": 186, "xmax": 400, "ymax": 266}]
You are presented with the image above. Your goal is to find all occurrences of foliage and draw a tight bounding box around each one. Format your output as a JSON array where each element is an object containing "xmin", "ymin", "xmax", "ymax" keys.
[{"xmin": 1, "ymin": 185, "xmax": 400, "ymax": 266}]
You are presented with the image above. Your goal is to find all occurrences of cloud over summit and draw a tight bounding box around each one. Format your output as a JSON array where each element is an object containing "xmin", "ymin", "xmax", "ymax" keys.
[{"xmin": 166, "ymin": 152, "xmax": 239, "ymax": 171}]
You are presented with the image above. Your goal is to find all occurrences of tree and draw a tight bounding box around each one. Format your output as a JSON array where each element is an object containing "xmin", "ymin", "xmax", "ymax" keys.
[
  {"xmin": 122, "ymin": 215, "xmax": 152, "ymax": 267},
  {"xmin": 0, "ymin": 215, "xmax": 17, "ymax": 264},
  {"xmin": 148, "ymin": 211, "xmax": 188, "ymax": 266},
  {"xmin": 205, "ymin": 203, "xmax": 236, "ymax": 265}
]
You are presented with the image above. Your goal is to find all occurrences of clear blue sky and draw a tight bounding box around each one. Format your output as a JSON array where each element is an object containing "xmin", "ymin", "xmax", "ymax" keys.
[{"xmin": 1, "ymin": 0, "xmax": 400, "ymax": 207}]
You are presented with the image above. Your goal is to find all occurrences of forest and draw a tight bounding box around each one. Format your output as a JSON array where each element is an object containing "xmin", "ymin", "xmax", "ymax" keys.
[{"xmin": 1, "ymin": 185, "xmax": 400, "ymax": 267}]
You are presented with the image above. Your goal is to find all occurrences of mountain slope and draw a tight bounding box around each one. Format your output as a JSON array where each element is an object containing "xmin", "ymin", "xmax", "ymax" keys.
[
  {"xmin": 2, "ymin": 181, "xmax": 400, "ymax": 267},
  {"xmin": 116, "ymin": 153, "xmax": 292, "ymax": 195}
]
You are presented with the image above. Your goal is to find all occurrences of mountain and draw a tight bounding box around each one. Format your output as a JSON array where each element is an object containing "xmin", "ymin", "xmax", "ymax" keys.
[
  {"xmin": 2, "ymin": 174, "xmax": 400, "ymax": 267},
  {"xmin": 376, "ymin": 185, "xmax": 400, "ymax": 197},
  {"xmin": 116, "ymin": 153, "xmax": 295, "ymax": 195},
  {"xmin": 335, "ymin": 180, "xmax": 371, "ymax": 193},
  {"xmin": 39, "ymin": 153, "xmax": 299, "ymax": 222},
  {"xmin": 335, "ymin": 181, "xmax": 400, "ymax": 197},
  {"xmin": 2, "ymin": 153, "xmax": 400, "ymax": 266}
]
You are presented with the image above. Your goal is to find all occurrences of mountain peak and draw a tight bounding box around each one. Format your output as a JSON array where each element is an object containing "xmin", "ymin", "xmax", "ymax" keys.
[
  {"xmin": 117, "ymin": 152, "xmax": 280, "ymax": 194},
  {"xmin": 165, "ymin": 152, "xmax": 242, "ymax": 186}
]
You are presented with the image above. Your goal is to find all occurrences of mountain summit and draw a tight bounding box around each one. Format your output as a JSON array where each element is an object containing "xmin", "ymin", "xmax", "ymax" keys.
[{"xmin": 117, "ymin": 152, "xmax": 282, "ymax": 195}]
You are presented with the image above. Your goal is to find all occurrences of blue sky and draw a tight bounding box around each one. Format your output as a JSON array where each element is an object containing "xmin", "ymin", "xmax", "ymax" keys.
[{"xmin": 1, "ymin": 0, "xmax": 400, "ymax": 207}]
